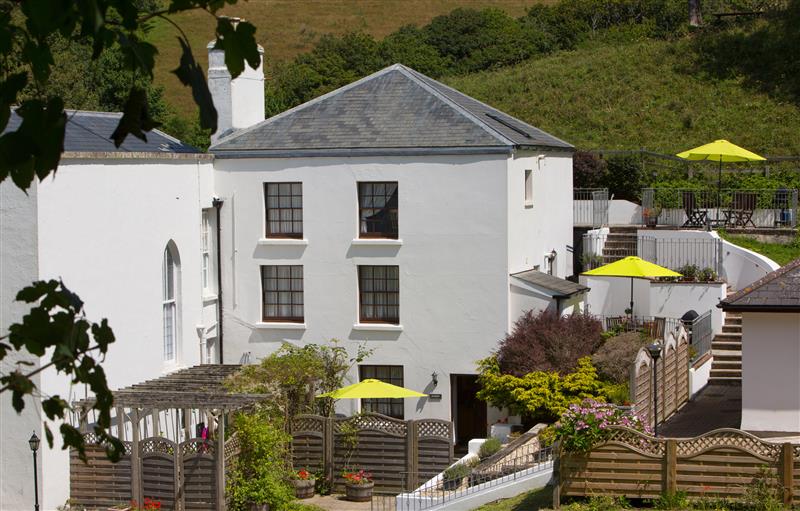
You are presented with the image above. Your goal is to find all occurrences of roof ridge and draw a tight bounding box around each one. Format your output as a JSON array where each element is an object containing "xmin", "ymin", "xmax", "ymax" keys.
[
  {"xmin": 391, "ymin": 64, "xmax": 514, "ymax": 146},
  {"xmin": 721, "ymin": 257, "xmax": 800, "ymax": 305},
  {"xmin": 399, "ymin": 65, "xmax": 574, "ymax": 150},
  {"xmin": 211, "ymin": 65, "xmax": 402, "ymax": 150}
]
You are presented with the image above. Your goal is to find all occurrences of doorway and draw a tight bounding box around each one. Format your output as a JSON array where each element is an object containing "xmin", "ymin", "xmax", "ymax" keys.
[{"xmin": 450, "ymin": 374, "xmax": 488, "ymax": 450}]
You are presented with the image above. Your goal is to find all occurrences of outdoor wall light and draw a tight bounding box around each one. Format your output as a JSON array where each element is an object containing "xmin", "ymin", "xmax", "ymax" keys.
[
  {"xmin": 29, "ymin": 431, "xmax": 40, "ymax": 511},
  {"xmin": 431, "ymin": 372, "xmax": 438, "ymax": 387}
]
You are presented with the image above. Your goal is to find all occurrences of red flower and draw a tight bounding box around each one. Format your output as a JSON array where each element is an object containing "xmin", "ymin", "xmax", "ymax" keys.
[
  {"xmin": 297, "ymin": 469, "xmax": 312, "ymax": 480},
  {"xmin": 343, "ymin": 469, "xmax": 373, "ymax": 485}
]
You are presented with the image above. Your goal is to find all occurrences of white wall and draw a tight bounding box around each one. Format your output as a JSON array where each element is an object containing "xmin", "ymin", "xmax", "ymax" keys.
[
  {"xmin": 608, "ymin": 199, "xmax": 641, "ymax": 225},
  {"xmin": 740, "ymin": 312, "xmax": 800, "ymax": 433},
  {"xmin": 0, "ymin": 180, "xmax": 41, "ymax": 511},
  {"xmin": 214, "ymin": 153, "xmax": 512, "ymax": 421},
  {"xmin": 507, "ymin": 151, "xmax": 573, "ymax": 278},
  {"xmin": 36, "ymin": 157, "xmax": 215, "ymax": 509},
  {"xmin": 650, "ymin": 282, "xmax": 726, "ymax": 333},
  {"xmin": 580, "ymin": 275, "xmax": 651, "ymax": 318},
  {"xmin": 720, "ymin": 239, "xmax": 780, "ymax": 291}
]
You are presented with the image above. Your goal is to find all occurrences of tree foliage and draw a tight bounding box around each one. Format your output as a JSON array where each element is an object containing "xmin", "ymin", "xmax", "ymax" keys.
[
  {"xmin": 496, "ymin": 310, "xmax": 604, "ymax": 376},
  {"xmin": 225, "ymin": 340, "xmax": 372, "ymax": 422},
  {"xmin": 0, "ymin": 0, "xmax": 261, "ymax": 460}
]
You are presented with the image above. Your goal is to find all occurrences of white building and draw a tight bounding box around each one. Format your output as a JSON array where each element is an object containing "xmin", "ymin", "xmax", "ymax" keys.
[
  {"xmin": 0, "ymin": 52, "xmax": 579, "ymax": 508},
  {"xmin": 719, "ymin": 258, "xmax": 800, "ymax": 434},
  {"xmin": 210, "ymin": 62, "xmax": 580, "ymax": 444},
  {"xmin": 1, "ymin": 111, "xmax": 217, "ymax": 510}
]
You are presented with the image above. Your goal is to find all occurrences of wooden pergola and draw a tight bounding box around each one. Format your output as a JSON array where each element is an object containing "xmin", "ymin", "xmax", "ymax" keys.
[{"xmin": 74, "ymin": 364, "xmax": 267, "ymax": 511}]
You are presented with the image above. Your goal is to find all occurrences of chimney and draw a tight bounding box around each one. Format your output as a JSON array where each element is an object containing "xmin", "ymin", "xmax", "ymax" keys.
[{"xmin": 208, "ymin": 23, "xmax": 265, "ymax": 145}]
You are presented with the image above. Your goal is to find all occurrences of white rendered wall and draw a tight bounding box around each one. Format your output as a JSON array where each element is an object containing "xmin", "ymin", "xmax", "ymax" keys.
[
  {"xmin": 608, "ymin": 199, "xmax": 641, "ymax": 225},
  {"xmin": 36, "ymin": 158, "xmax": 215, "ymax": 509},
  {"xmin": 0, "ymin": 180, "xmax": 42, "ymax": 511},
  {"xmin": 214, "ymin": 153, "xmax": 518, "ymax": 421},
  {"xmin": 580, "ymin": 275, "xmax": 651, "ymax": 318},
  {"xmin": 507, "ymin": 151, "xmax": 573, "ymax": 278},
  {"xmin": 740, "ymin": 312, "xmax": 800, "ymax": 433},
  {"xmin": 650, "ymin": 282, "xmax": 726, "ymax": 333},
  {"xmin": 720, "ymin": 239, "xmax": 780, "ymax": 291}
]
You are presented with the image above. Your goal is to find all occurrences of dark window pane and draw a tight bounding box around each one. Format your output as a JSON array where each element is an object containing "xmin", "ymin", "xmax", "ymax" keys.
[
  {"xmin": 262, "ymin": 265, "xmax": 304, "ymax": 322},
  {"xmin": 359, "ymin": 365, "xmax": 404, "ymax": 419},
  {"xmin": 358, "ymin": 182, "xmax": 398, "ymax": 238},
  {"xmin": 358, "ymin": 265, "xmax": 399, "ymax": 324},
  {"xmin": 265, "ymin": 183, "xmax": 303, "ymax": 237}
]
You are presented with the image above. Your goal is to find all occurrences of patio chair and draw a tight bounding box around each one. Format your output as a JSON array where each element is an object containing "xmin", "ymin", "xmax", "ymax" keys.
[
  {"xmin": 605, "ymin": 316, "xmax": 628, "ymax": 332},
  {"xmin": 644, "ymin": 317, "xmax": 666, "ymax": 340},
  {"xmin": 681, "ymin": 191, "xmax": 707, "ymax": 228},
  {"xmin": 774, "ymin": 188, "xmax": 791, "ymax": 227},
  {"xmin": 728, "ymin": 192, "xmax": 757, "ymax": 227}
]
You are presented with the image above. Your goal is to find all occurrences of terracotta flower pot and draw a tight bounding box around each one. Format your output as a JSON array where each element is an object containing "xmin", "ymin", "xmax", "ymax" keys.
[
  {"xmin": 292, "ymin": 478, "xmax": 316, "ymax": 499},
  {"xmin": 345, "ymin": 481, "xmax": 374, "ymax": 502}
]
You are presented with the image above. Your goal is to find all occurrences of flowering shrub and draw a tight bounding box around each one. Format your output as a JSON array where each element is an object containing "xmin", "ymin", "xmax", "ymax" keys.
[
  {"xmin": 295, "ymin": 468, "xmax": 314, "ymax": 480},
  {"xmin": 130, "ymin": 498, "xmax": 161, "ymax": 511},
  {"xmin": 342, "ymin": 469, "xmax": 373, "ymax": 485},
  {"xmin": 553, "ymin": 398, "xmax": 651, "ymax": 453}
]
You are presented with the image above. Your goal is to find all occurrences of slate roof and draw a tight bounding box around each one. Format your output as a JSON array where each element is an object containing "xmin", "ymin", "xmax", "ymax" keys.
[
  {"xmin": 510, "ymin": 269, "xmax": 589, "ymax": 298},
  {"xmin": 211, "ymin": 64, "xmax": 573, "ymax": 155},
  {"xmin": 5, "ymin": 110, "xmax": 197, "ymax": 154},
  {"xmin": 719, "ymin": 258, "xmax": 800, "ymax": 312}
]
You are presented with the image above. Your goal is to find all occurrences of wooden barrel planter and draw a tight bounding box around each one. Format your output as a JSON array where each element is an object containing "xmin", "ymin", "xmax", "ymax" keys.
[
  {"xmin": 292, "ymin": 478, "xmax": 315, "ymax": 499},
  {"xmin": 345, "ymin": 482, "xmax": 374, "ymax": 502}
]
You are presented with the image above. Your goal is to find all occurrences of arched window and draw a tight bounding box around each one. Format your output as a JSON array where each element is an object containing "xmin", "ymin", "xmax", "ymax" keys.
[{"xmin": 162, "ymin": 242, "xmax": 181, "ymax": 362}]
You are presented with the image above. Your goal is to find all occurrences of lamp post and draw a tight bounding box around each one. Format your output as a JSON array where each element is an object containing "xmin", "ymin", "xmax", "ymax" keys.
[
  {"xmin": 646, "ymin": 343, "xmax": 663, "ymax": 436},
  {"xmin": 29, "ymin": 431, "xmax": 40, "ymax": 511}
]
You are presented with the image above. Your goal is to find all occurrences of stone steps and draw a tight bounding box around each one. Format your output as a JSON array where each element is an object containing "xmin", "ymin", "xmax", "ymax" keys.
[{"xmin": 708, "ymin": 315, "xmax": 743, "ymax": 384}]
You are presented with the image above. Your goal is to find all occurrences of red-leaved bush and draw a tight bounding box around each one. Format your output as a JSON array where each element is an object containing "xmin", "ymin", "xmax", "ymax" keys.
[{"xmin": 497, "ymin": 311, "xmax": 603, "ymax": 376}]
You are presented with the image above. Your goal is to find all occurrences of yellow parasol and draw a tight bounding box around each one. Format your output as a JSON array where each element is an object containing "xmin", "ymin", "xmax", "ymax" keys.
[{"xmin": 317, "ymin": 379, "xmax": 427, "ymax": 399}]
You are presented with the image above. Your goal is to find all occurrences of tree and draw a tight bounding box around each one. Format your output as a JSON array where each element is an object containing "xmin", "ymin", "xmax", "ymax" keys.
[{"xmin": 0, "ymin": 0, "xmax": 261, "ymax": 460}]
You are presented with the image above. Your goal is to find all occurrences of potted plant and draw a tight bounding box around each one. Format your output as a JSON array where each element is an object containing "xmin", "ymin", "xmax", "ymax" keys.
[
  {"xmin": 442, "ymin": 462, "xmax": 471, "ymax": 491},
  {"xmin": 643, "ymin": 206, "xmax": 662, "ymax": 227},
  {"xmin": 342, "ymin": 469, "xmax": 374, "ymax": 502},
  {"xmin": 291, "ymin": 469, "xmax": 316, "ymax": 499}
]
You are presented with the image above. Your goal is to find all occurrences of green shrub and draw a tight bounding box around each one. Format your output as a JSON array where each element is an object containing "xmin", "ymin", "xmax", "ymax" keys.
[
  {"xmin": 226, "ymin": 409, "xmax": 294, "ymax": 511},
  {"xmin": 677, "ymin": 264, "xmax": 700, "ymax": 281},
  {"xmin": 443, "ymin": 462, "xmax": 472, "ymax": 481},
  {"xmin": 592, "ymin": 332, "xmax": 647, "ymax": 384},
  {"xmin": 553, "ymin": 398, "xmax": 651, "ymax": 453},
  {"xmin": 742, "ymin": 466, "xmax": 785, "ymax": 511},
  {"xmin": 652, "ymin": 491, "xmax": 690, "ymax": 509},
  {"xmin": 477, "ymin": 437, "xmax": 503, "ymax": 460}
]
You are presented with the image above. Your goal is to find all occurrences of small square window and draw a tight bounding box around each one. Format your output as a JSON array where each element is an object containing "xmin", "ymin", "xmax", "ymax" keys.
[{"xmin": 524, "ymin": 169, "xmax": 533, "ymax": 206}]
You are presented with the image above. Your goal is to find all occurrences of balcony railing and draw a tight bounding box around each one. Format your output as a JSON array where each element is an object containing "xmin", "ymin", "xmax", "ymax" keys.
[
  {"xmin": 574, "ymin": 188, "xmax": 609, "ymax": 227},
  {"xmin": 582, "ymin": 232, "xmax": 723, "ymax": 273},
  {"xmin": 642, "ymin": 187, "xmax": 798, "ymax": 228}
]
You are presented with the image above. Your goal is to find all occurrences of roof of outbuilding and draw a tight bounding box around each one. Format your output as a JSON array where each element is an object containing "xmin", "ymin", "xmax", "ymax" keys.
[
  {"xmin": 510, "ymin": 269, "xmax": 589, "ymax": 298},
  {"xmin": 210, "ymin": 64, "xmax": 573, "ymax": 156},
  {"xmin": 719, "ymin": 258, "xmax": 800, "ymax": 312},
  {"xmin": 5, "ymin": 110, "xmax": 198, "ymax": 154}
]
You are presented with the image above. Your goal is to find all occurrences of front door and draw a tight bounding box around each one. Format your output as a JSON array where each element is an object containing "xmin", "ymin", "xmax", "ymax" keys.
[{"xmin": 451, "ymin": 374, "xmax": 488, "ymax": 447}]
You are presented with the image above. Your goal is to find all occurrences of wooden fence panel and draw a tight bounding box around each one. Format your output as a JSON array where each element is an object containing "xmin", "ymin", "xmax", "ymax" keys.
[
  {"xmin": 333, "ymin": 417, "xmax": 408, "ymax": 492},
  {"xmin": 182, "ymin": 439, "xmax": 216, "ymax": 511},
  {"xmin": 140, "ymin": 437, "xmax": 178, "ymax": 510},
  {"xmin": 633, "ymin": 355, "xmax": 652, "ymax": 428},
  {"xmin": 70, "ymin": 437, "xmax": 132, "ymax": 509},
  {"xmin": 792, "ymin": 445, "xmax": 800, "ymax": 506},
  {"xmin": 417, "ymin": 419, "xmax": 454, "ymax": 480}
]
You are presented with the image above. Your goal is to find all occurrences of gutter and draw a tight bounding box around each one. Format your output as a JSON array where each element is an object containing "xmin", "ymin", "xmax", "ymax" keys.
[{"xmin": 212, "ymin": 197, "xmax": 224, "ymax": 364}]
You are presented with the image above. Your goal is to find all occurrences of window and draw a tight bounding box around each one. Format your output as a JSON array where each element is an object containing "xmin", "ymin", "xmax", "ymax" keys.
[
  {"xmin": 201, "ymin": 210, "xmax": 212, "ymax": 292},
  {"xmin": 524, "ymin": 169, "xmax": 533, "ymax": 206},
  {"xmin": 360, "ymin": 365, "xmax": 404, "ymax": 419},
  {"xmin": 358, "ymin": 265, "xmax": 399, "ymax": 324},
  {"xmin": 358, "ymin": 182, "xmax": 398, "ymax": 238},
  {"xmin": 261, "ymin": 265, "xmax": 304, "ymax": 322},
  {"xmin": 162, "ymin": 243, "xmax": 180, "ymax": 362},
  {"xmin": 265, "ymin": 183, "xmax": 303, "ymax": 238}
]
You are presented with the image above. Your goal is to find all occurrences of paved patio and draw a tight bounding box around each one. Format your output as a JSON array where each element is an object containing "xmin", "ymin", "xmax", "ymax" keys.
[{"xmin": 302, "ymin": 494, "xmax": 375, "ymax": 510}]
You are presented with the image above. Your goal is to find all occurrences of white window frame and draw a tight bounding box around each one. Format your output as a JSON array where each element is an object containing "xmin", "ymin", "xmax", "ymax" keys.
[
  {"xmin": 524, "ymin": 168, "xmax": 534, "ymax": 207},
  {"xmin": 162, "ymin": 243, "xmax": 180, "ymax": 363},
  {"xmin": 201, "ymin": 210, "xmax": 211, "ymax": 292}
]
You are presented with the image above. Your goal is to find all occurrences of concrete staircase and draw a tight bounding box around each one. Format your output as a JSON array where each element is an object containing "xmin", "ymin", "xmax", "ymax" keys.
[
  {"xmin": 709, "ymin": 313, "xmax": 742, "ymax": 384},
  {"xmin": 602, "ymin": 226, "xmax": 638, "ymax": 264}
]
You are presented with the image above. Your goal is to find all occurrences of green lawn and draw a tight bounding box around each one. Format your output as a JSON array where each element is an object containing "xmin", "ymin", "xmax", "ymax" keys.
[
  {"xmin": 718, "ymin": 231, "xmax": 800, "ymax": 266},
  {"xmin": 473, "ymin": 487, "xmax": 554, "ymax": 511}
]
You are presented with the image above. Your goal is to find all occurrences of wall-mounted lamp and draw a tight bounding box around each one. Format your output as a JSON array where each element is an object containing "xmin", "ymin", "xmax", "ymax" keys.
[{"xmin": 431, "ymin": 372, "xmax": 438, "ymax": 387}]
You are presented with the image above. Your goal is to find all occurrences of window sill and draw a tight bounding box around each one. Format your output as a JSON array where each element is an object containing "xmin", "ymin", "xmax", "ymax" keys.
[
  {"xmin": 352, "ymin": 323, "xmax": 403, "ymax": 332},
  {"xmin": 202, "ymin": 293, "xmax": 218, "ymax": 303},
  {"xmin": 258, "ymin": 238, "xmax": 308, "ymax": 246},
  {"xmin": 524, "ymin": 201, "xmax": 534, "ymax": 208},
  {"xmin": 351, "ymin": 238, "xmax": 403, "ymax": 246},
  {"xmin": 254, "ymin": 322, "xmax": 307, "ymax": 330}
]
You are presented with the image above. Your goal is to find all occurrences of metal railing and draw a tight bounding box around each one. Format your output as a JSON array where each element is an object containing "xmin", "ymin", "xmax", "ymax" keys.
[
  {"xmin": 642, "ymin": 187, "xmax": 799, "ymax": 228},
  {"xmin": 375, "ymin": 444, "xmax": 554, "ymax": 511},
  {"xmin": 689, "ymin": 310, "xmax": 713, "ymax": 361},
  {"xmin": 599, "ymin": 315, "xmax": 683, "ymax": 340},
  {"xmin": 582, "ymin": 232, "xmax": 723, "ymax": 273},
  {"xmin": 574, "ymin": 188, "xmax": 609, "ymax": 227}
]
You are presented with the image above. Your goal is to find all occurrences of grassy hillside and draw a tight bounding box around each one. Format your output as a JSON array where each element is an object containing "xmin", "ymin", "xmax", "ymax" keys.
[
  {"xmin": 445, "ymin": 37, "xmax": 800, "ymax": 155},
  {"xmin": 147, "ymin": 0, "xmax": 538, "ymax": 116}
]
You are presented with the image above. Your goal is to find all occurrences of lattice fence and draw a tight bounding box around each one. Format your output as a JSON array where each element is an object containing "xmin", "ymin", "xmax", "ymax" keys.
[
  {"xmin": 631, "ymin": 326, "xmax": 690, "ymax": 429},
  {"xmin": 556, "ymin": 427, "xmax": 800, "ymax": 506},
  {"xmin": 291, "ymin": 413, "xmax": 453, "ymax": 492}
]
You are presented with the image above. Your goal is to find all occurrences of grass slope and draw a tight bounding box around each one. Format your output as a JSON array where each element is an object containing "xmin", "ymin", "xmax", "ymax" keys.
[
  {"xmin": 446, "ymin": 38, "xmax": 800, "ymax": 155},
  {"xmin": 473, "ymin": 487, "xmax": 553, "ymax": 510},
  {"xmin": 718, "ymin": 231, "xmax": 800, "ymax": 266},
  {"xmin": 147, "ymin": 0, "xmax": 536, "ymax": 116}
]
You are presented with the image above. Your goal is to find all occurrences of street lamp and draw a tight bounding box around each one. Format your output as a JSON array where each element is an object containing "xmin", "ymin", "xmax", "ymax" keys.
[
  {"xmin": 29, "ymin": 431, "xmax": 40, "ymax": 511},
  {"xmin": 646, "ymin": 343, "xmax": 663, "ymax": 436}
]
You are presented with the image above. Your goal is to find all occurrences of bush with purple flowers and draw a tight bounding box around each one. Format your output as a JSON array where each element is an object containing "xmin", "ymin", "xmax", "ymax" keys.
[{"xmin": 553, "ymin": 398, "xmax": 651, "ymax": 453}]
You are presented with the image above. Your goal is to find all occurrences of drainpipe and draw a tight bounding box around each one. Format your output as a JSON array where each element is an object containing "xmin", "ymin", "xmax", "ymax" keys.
[{"xmin": 212, "ymin": 197, "xmax": 224, "ymax": 364}]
